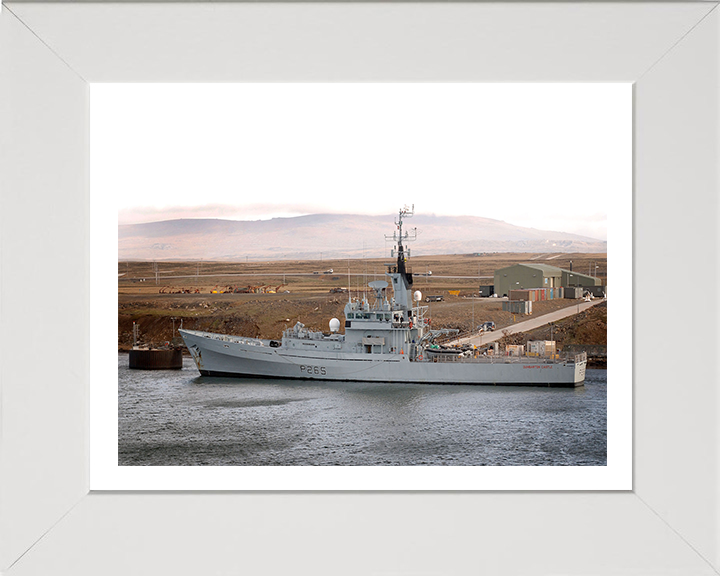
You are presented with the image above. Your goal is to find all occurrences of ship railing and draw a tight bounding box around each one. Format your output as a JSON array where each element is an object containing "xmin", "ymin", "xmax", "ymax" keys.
[
  {"xmin": 412, "ymin": 304, "xmax": 429, "ymax": 324},
  {"xmin": 426, "ymin": 351, "xmax": 586, "ymax": 365},
  {"xmin": 203, "ymin": 332, "xmax": 264, "ymax": 346},
  {"xmin": 282, "ymin": 328, "xmax": 328, "ymax": 340},
  {"xmin": 426, "ymin": 353, "xmax": 569, "ymax": 365}
]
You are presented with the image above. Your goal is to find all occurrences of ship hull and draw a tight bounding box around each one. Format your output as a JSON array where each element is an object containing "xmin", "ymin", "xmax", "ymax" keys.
[{"xmin": 181, "ymin": 330, "xmax": 586, "ymax": 387}]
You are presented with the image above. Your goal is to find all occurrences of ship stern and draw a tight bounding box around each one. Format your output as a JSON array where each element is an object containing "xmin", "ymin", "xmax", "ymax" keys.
[{"xmin": 574, "ymin": 352, "xmax": 588, "ymax": 385}]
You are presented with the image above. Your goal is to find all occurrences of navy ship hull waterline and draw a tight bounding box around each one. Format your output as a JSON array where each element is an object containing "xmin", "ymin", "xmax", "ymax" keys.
[{"xmin": 181, "ymin": 206, "xmax": 587, "ymax": 387}]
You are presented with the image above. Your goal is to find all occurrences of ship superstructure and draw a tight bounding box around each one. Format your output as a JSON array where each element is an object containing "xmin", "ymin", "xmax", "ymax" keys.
[{"xmin": 180, "ymin": 206, "xmax": 586, "ymax": 386}]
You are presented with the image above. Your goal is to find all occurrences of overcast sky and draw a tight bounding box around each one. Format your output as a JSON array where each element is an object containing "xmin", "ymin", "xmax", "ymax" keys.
[{"xmin": 93, "ymin": 84, "xmax": 630, "ymax": 241}]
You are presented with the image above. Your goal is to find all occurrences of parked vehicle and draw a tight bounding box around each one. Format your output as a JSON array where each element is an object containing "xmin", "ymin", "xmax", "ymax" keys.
[{"xmin": 425, "ymin": 295, "xmax": 444, "ymax": 302}]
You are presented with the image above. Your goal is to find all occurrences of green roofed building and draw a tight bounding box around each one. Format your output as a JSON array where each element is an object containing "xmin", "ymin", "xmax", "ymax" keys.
[
  {"xmin": 561, "ymin": 269, "xmax": 601, "ymax": 289},
  {"xmin": 494, "ymin": 263, "xmax": 601, "ymax": 297}
]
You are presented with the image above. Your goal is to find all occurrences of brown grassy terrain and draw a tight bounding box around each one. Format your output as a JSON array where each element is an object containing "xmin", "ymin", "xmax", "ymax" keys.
[{"xmin": 119, "ymin": 253, "xmax": 607, "ymax": 350}]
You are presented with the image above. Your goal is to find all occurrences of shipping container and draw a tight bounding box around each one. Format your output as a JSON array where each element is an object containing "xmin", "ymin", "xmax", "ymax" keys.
[
  {"xmin": 506, "ymin": 344, "xmax": 525, "ymax": 357},
  {"xmin": 502, "ymin": 300, "xmax": 533, "ymax": 314},
  {"xmin": 564, "ymin": 286, "xmax": 583, "ymax": 299},
  {"xmin": 511, "ymin": 288, "xmax": 570, "ymax": 302},
  {"xmin": 528, "ymin": 340, "xmax": 558, "ymax": 357},
  {"xmin": 585, "ymin": 285, "xmax": 607, "ymax": 298},
  {"xmin": 478, "ymin": 285, "xmax": 495, "ymax": 297}
]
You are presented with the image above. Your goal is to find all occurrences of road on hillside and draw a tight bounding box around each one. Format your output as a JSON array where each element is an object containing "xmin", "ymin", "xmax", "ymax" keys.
[{"xmin": 448, "ymin": 298, "xmax": 607, "ymax": 347}]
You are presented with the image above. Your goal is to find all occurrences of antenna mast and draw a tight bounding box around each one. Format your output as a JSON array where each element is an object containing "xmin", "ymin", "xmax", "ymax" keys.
[
  {"xmin": 385, "ymin": 204, "xmax": 416, "ymax": 259},
  {"xmin": 347, "ymin": 261, "xmax": 353, "ymax": 303},
  {"xmin": 384, "ymin": 204, "xmax": 417, "ymax": 291}
]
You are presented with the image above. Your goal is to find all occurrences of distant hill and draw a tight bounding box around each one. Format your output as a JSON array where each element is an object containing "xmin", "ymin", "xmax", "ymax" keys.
[{"xmin": 118, "ymin": 213, "xmax": 606, "ymax": 261}]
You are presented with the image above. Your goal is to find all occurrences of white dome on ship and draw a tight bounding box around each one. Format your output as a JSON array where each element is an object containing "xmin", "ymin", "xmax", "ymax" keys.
[
  {"xmin": 329, "ymin": 318, "xmax": 341, "ymax": 333},
  {"xmin": 413, "ymin": 290, "xmax": 422, "ymax": 302}
]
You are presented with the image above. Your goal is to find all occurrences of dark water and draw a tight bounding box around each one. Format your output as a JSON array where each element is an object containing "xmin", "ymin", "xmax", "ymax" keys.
[{"xmin": 118, "ymin": 354, "xmax": 607, "ymax": 466}]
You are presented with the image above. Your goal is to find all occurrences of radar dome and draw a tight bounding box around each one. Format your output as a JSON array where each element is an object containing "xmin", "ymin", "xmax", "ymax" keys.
[
  {"xmin": 329, "ymin": 318, "xmax": 341, "ymax": 333},
  {"xmin": 414, "ymin": 290, "xmax": 422, "ymax": 302}
]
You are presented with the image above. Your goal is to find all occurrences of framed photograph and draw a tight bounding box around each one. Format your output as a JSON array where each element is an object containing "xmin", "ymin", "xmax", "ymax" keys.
[
  {"xmin": 1, "ymin": 2, "xmax": 718, "ymax": 574},
  {"xmin": 94, "ymin": 81, "xmax": 628, "ymax": 491}
]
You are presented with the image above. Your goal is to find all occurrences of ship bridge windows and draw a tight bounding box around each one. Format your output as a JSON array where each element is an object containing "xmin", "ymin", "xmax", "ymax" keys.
[{"xmin": 349, "ymin": 312, "xmax": 392, "ymax": 322}]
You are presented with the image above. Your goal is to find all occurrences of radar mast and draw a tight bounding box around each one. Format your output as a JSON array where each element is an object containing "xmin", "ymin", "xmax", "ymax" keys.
[{"xmin": 385, "ymin": 204, "xmax": 416, "ymax": 289}]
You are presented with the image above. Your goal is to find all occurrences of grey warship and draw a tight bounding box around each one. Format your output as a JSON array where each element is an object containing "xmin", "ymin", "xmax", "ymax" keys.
[{"xmin": 180, "ymin": 206, "xmax": 586, "ymax": 387}]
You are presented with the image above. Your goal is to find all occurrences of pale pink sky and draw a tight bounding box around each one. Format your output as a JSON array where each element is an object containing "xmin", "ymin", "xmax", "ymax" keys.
[{"xmin": 97, "ymin": 83, "xmax": 627, "ymax": 242}]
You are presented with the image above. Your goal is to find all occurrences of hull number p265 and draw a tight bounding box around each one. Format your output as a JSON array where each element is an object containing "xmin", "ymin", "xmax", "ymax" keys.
[{"xmin": 300, "ymin": 365, "xmax": 327, "ymax": 376}]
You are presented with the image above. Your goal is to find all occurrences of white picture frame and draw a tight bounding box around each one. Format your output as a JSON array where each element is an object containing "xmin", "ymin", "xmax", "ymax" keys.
[{"xmin": 1, "ymin": 2, "xmax": 718, "ymax": 574}]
